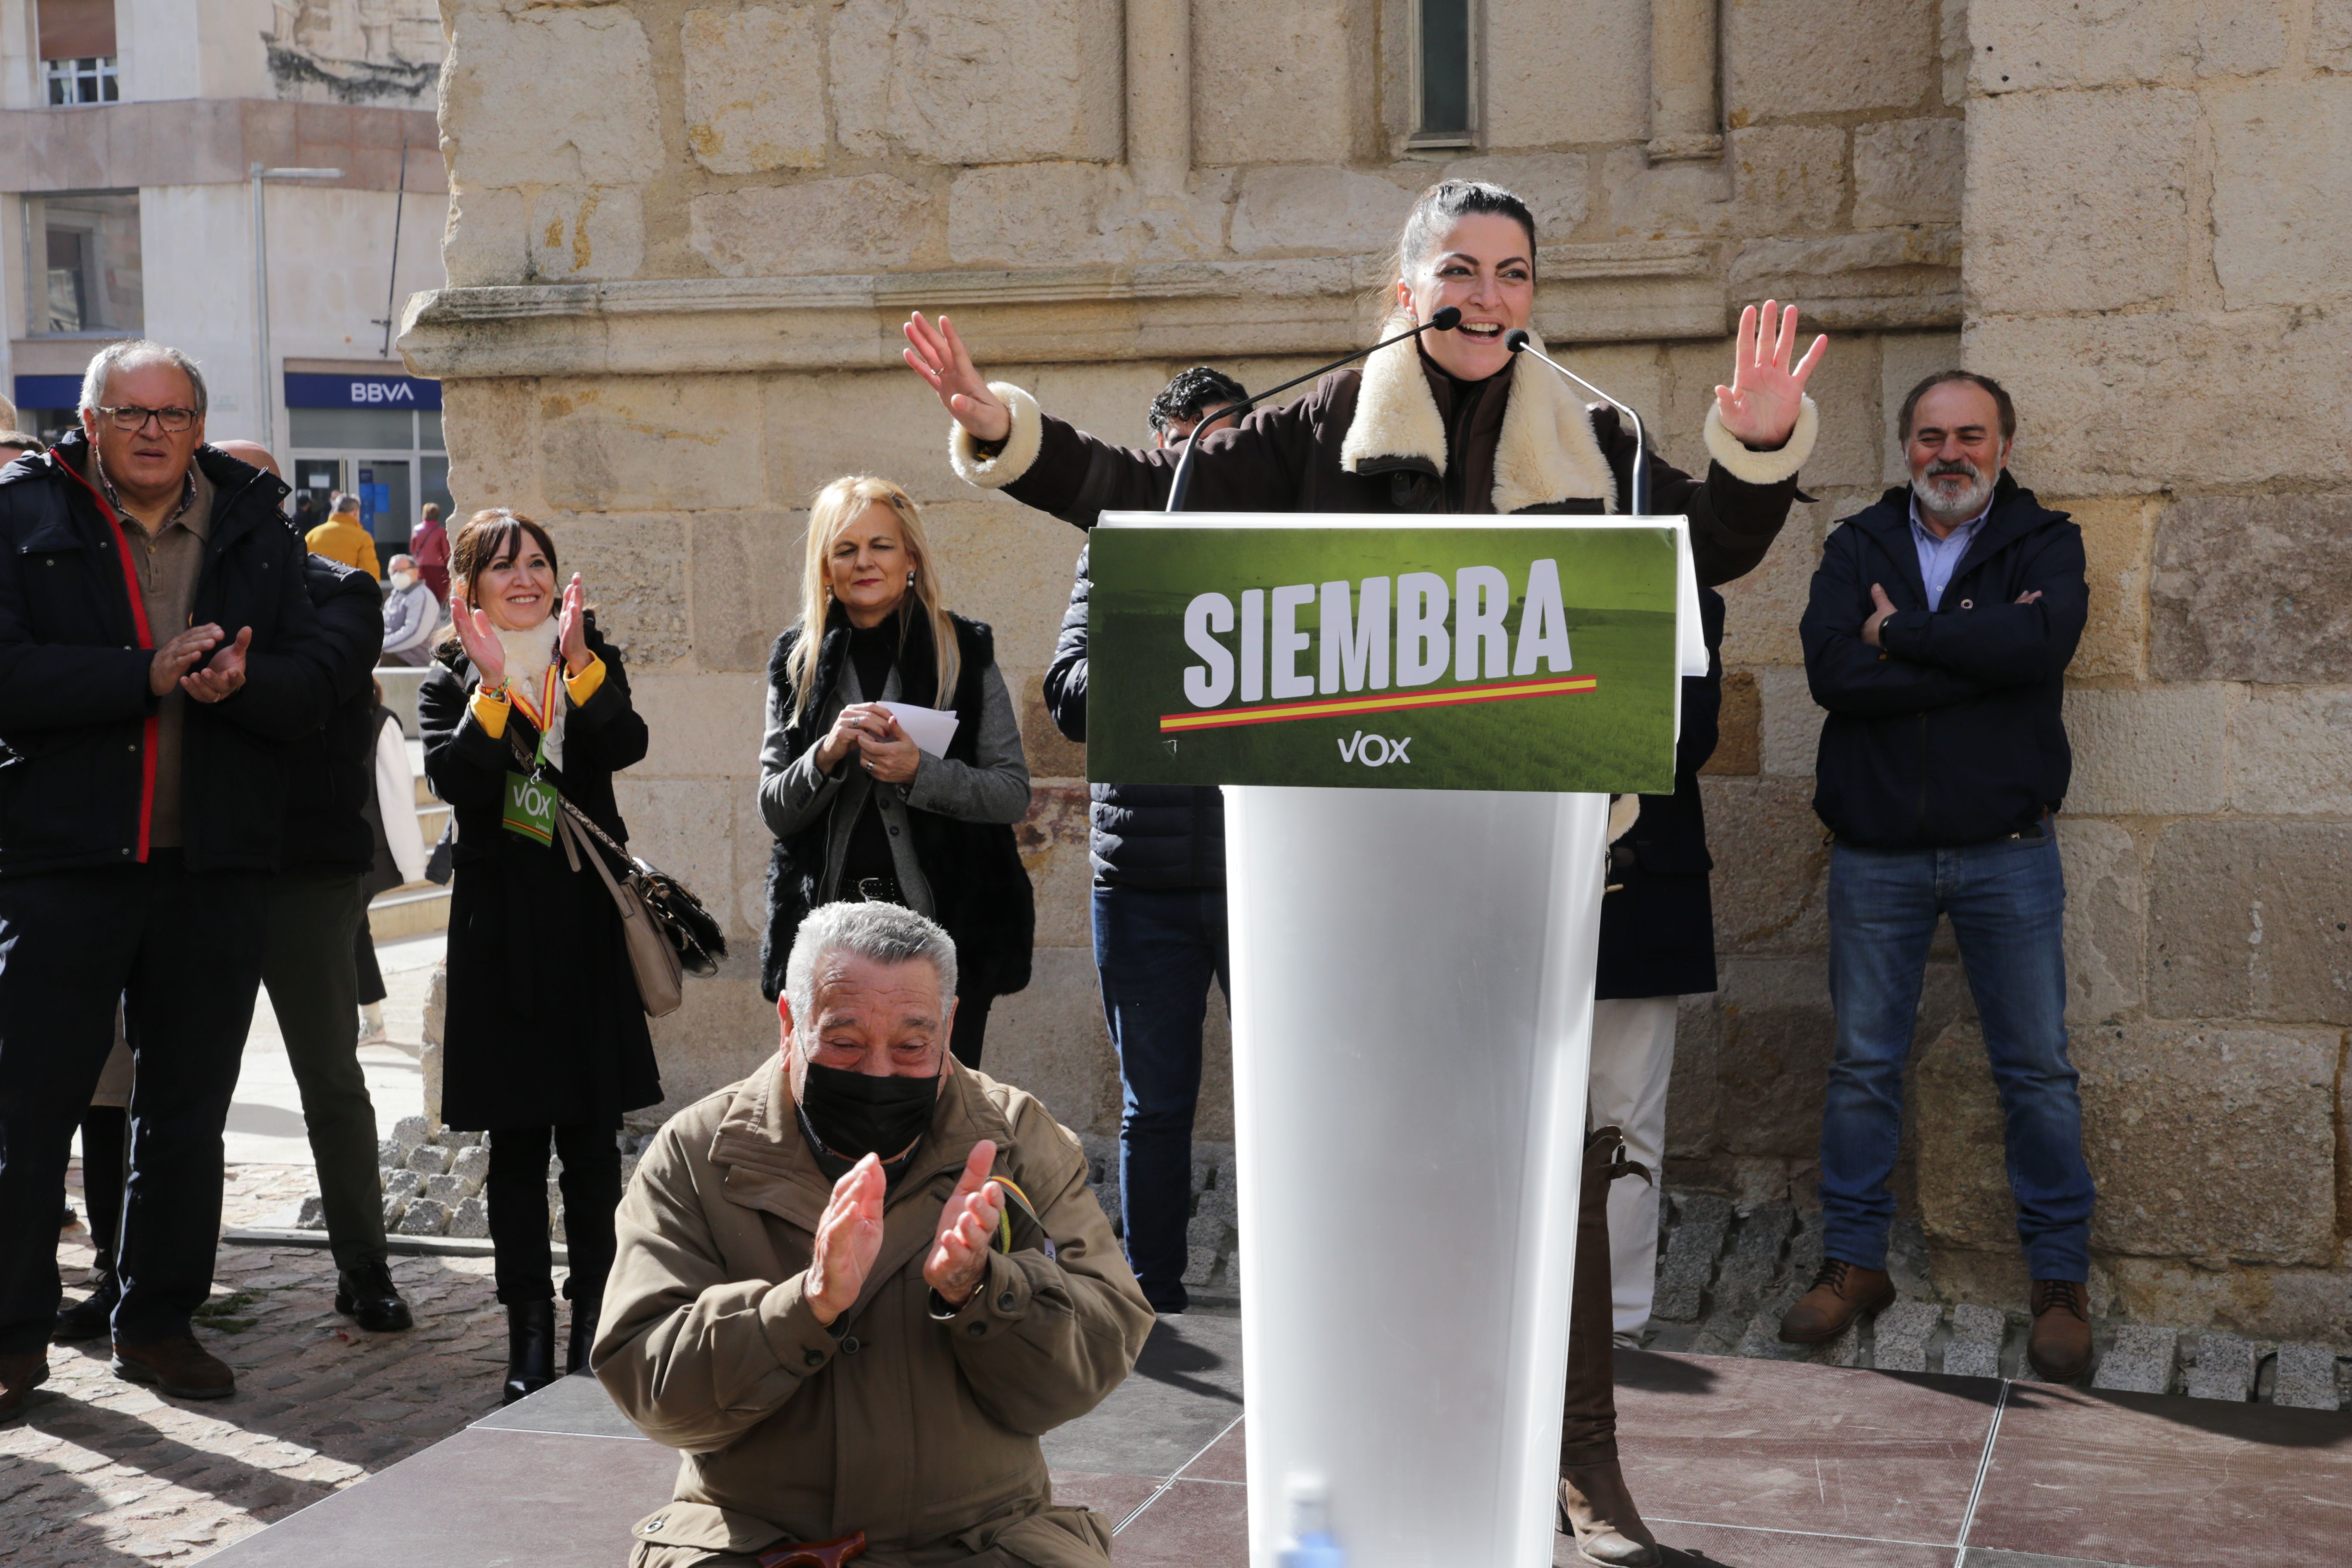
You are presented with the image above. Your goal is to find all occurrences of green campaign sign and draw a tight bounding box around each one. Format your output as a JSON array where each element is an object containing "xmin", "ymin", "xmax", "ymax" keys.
[{"xmin": 1088, "ymin": 514, "xmax": 1687, "ymax": 793}]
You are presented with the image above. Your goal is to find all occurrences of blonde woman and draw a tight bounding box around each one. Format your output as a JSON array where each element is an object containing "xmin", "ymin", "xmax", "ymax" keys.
[{"xmin": 758, "ymin": 477, "xmax": 1033, "ymax": 1070}]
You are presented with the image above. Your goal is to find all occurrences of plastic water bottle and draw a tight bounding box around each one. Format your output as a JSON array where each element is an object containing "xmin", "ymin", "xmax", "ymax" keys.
[{"xmin": 1277, "ymin": 1474, "xmax": 1346, "ymax": 1568}]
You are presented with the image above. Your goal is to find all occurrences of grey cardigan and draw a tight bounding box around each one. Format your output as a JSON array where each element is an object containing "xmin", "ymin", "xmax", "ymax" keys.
[{"xmin": 756, "ymin": 644, "xmax": 1030, "ymax": 917}]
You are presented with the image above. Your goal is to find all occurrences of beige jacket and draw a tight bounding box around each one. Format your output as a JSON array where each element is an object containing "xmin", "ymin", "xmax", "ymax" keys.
[{"xmin": 593, "ymin": 1055, "xmax": 1154, "ymax": 1568}]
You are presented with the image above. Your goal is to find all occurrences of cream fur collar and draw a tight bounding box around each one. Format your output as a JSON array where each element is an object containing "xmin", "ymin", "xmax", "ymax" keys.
[{"xmin": 1338, "ymin": 322, "xmax": 1619, "ymax": 514}]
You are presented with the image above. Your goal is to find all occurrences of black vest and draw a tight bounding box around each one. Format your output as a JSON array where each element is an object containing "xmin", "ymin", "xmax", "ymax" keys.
[{"xmin": 759, "ymin": 607, "xmax": 1035, "ymax": 1004}]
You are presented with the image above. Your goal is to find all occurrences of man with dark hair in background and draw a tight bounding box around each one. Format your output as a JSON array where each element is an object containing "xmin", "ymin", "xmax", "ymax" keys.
[
  {"xmin": 1785, "ymin": 371, "xmax": 2095, "ymax": 1382},
  {"xmin": 1044, "ymin": 366, "xmax": 1245, "ymax": 1314}
]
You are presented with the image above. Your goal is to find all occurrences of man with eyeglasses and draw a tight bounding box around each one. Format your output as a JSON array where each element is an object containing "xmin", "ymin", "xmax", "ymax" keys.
[{"xmin": 0, "ymin": 340, "xmax": 339, "ymax": 1419}]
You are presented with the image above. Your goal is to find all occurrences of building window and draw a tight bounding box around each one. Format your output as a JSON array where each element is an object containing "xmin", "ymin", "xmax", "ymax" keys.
[
  {"xmin": 45, "ymin": 55, "xmax": 118, "ymax": 106},
  {"xmin": 38, "ymin": 0, "xmax": 118, "ymax": 105},
  {"xmin": 25, "ymin": 192, "xmax": 144, "ymax": 336},
  {"xmin": 1413, "ymin": 0, "xmax": 1474, "ymax": 147}
]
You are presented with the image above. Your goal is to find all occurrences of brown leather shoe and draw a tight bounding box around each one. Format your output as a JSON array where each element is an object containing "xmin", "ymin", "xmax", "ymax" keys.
[
  {"xmin": 1558, "ymin": 1461, "xmax": 1660, "ymax": 1567},
  {"xmin": 1778, "ymin": 1258, "xmax": 1896, "ymax": 1344},
  {"xmin": 2028, "ymin": 1279, "xmax": 2092, "ymax": 1382},
  {"xmin": 0, "ymin": 1349, "xmax": 48, "ymax": 1424},
  {"xmin": 112, "ymin": 1334, "xmax": 235, "ymax": 1400}
]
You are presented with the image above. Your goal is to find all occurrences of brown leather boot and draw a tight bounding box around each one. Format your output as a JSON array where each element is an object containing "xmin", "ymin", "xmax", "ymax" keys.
[
  {"xmin": 1778, "ymin": 1258, "xmax": 1896, "ymax": 1344},
  {"xmin": 113, "ymin": 1334, "xmax": 235, "ymax": 1400},
  {"xmin": 0, "ymin": 1350, "xmax": 48, "ymax": 1424},
  {"xmin": 1559, "ymin": 1127, "xmax": 1660, "ymax": 1568},
  {"xmin": 2028, "ymin": 1280, "xmax": 2092, "ymax": 1382}
]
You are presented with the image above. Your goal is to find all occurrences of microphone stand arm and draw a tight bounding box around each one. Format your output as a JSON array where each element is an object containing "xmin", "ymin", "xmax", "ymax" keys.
[
  {"xmin": 1509, "ymin": 341, "xmax": 1649, "ymax": 517},
  {"xmin": 1164, "ymin": 315, "xmax": 1452, "ymax": 513}
]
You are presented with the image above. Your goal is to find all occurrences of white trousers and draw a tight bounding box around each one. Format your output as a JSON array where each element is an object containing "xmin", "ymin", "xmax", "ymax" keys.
[{"xmin": 1587, "ymin": 996, "xmax": 1678, "ymax": 1335}]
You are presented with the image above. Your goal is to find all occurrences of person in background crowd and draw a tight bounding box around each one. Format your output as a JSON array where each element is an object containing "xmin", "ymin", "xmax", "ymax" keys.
[
  {"xmin": 419, "ymin": 509, "xmax": 658, "ymax": 1404},
  {"xmin": 595, "ymin": 902, "xmax": 1151, "ymax": 1568},
  {"xmin": 249, "ymin": 513, "xmax": 416, "ymax": 1333},
  {"xmin": 1785, "ymin": 372, "xmax": 2094, "ymax": 1383},
  {"xmin": 0, "ymin": 340, "xmax": 335, "ymax": 1417},
  {"xmin": 0, "ymin": 432, "xmax": 40, "ymax": 465},
  {"xmin": 355, "ymin": 676, "xmax": 429, "ymax": 1045},
  {"xmin": 381, "ymin": 553, "xmax": 440, "ymax": 667},
  {"xmin": 307, "ymin": 491, "xmax": 380, "ymax": 578},
  {"xmin": 410, "ymin": 500, "xmax": 450, "ymax": 606},
  {"xmin": 1042, "ymin": 367, "xmax": 1245, "ymax": 1315},
  {"xmin": 906, "ymin": 178, "xmax": 1827, "ymax": 1568},
  {"xmin": 759, "ymin": 476, "xmax": 1034, "ymax": 1072}
]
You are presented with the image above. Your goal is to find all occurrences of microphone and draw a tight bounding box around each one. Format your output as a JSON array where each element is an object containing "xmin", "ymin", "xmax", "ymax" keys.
[
  {"xmin": 1504, "ymin": 328, "xmax": 1650, "ymax": 516},
  {"xmin": 1165, "ymin": 307, "xmax": 1462, "ymax": 511}
]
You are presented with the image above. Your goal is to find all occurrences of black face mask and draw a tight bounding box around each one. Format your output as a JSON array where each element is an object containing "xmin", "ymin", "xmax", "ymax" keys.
[{"xmin": 797, "ymin": 1062, "xmax": 940, "ymax": 1176}]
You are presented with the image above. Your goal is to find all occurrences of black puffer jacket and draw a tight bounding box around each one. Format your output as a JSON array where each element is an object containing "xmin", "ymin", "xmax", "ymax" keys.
[
  {"xmin": 1042, "ymin": 546, "xmax": 1225, "ymax": 889},
  {"xmin": 0, "ymin": 436, "xmax": 330, "ymax": 877},
  {"xmin": 1596, "ymin": 587, "xmax": 1724, "ymax": 999},
  {"xmin": 278, "ymin": 555, "xmax": 388, "ymax": 876},
  {"xmin": 1800, "ymin": 475, "xmax": 2086, "ymax": 848}
]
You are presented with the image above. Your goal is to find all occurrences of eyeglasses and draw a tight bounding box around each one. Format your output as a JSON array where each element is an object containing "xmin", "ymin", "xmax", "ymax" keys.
[{"xmin": 94, "ymin": 404, "xmax": 198, "ymax": 434}]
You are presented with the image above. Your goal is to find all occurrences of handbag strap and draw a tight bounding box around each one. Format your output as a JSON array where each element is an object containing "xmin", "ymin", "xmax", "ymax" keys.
[
  {"xmin": 558, "ymin": 800, "xmax": 636, "ymax": 918},
  {"xmin": 506, "ymin": 725, "xmax": 634, "ymax": 869}
]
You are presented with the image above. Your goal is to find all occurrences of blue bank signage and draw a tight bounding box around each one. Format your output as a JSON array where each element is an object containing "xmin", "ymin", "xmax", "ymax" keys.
[
  {"xmin": 285, "ymin": 371, "xmax": 441, "ymax": 411},
  {"xmin": 14, "ymin": 374, "xmax": 86, "ymax": 412}
]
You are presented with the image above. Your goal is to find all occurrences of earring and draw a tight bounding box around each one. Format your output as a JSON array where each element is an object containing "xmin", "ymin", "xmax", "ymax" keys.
[{"xmin": 906, "ymin": 570, "xmax": 916, "ymax": 588}]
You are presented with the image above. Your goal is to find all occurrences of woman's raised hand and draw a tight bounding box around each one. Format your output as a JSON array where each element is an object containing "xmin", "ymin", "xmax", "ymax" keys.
[
  {"xmin": 556, "ymin": 573, "xmax": 591, "ymax": 677},
  {"xmin": 450, "ymin": 598, "xmax": 506, "ymax": 688},
  {"xmin": 1715, "ymin": 300, "xmax": 1828, "ymax": 450},
  {"xmin": 903, "ymin": 313, "xmax": 1011, "ymax": 444}
]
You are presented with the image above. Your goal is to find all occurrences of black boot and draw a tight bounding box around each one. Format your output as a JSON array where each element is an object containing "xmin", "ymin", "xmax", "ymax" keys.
[
  {"xmin": 566, "ymin": 1294, "xmax": 602, "ymax": 1375},
  {"xmin": 335, "ymin": 1259, "xmax": 416, "ymax": 1333},
  {"xmin": 54, "ymin": 1267, "xmax": 119, "ymax": 1342},
  {"xmin": 502, "ymin": 1301, "xmax": 557, "ymax": 1404}
]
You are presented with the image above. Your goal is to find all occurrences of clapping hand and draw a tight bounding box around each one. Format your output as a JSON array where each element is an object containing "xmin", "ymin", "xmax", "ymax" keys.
[
  {"xmin": 181, "ymin": 626, "xmax": 252, "ymax": 703},
  {"xmin": 149, "ymin": 623, "xmax": 222, "ymax": 696},
  {"xmin": 924, "ymin": 1139, "xmax": 1005, "ymax": 1311},
  {"xmin": 808, "ymin": 1153, "xmax": 887, "ymax": 1327},
  {"xmin": 449, "ymin": 598, "xmax": 506, "ymax": 688},
  {"xmin": 556, "ymin": 574, "xmax": 591, "ymax": 677},
  {"xmin": 903, "ymin": 314, "xmax": 1012, "ymax": 445},
  {"xmin": 1715, "ymin": 301, "xmax": 1828, "ymax": 450}
]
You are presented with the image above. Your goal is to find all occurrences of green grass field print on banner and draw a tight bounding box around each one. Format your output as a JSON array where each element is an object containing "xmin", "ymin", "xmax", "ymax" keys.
[{"xmin": 1088, "ymin": 517, "xmax": 1682, "ymax": 793}]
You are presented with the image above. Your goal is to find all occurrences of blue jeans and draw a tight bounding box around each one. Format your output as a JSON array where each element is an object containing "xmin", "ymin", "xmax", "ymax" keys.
[
  {"xmin": 1093, "ymin": 883, "xmax": 1228, "ymax": 1312},
  {"xmin": 1822, "ymin": 830, "xmax": 2094, "ymax": 1282}
]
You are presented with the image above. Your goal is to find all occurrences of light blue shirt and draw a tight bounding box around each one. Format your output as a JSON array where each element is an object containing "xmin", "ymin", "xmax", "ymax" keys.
[{"xmin": 1908, "ymin": 493, "xmax": 1994, "ymax": 611}]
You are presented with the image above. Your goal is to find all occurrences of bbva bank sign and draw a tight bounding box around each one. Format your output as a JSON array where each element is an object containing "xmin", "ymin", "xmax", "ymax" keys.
[{"xmin": 283, "ymin": 372, "xmax": 443, "ymax": 412}]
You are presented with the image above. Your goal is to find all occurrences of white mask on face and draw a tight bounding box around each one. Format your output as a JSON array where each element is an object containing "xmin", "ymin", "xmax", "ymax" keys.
[{"xmin": 391, "ymin": 570, "xmax": 417, "ymax": 591}]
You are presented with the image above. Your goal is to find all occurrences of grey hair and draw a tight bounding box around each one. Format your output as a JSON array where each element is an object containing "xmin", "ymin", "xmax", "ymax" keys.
[
  {"xmin": 80, "ymin": 340, "xmax": 209, "ymax": 418},
  {"xmin": 783, "ymin": 902, "xmax": 959, "ymax": 1052}
]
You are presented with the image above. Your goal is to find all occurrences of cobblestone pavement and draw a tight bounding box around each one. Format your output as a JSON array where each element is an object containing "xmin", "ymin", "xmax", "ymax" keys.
[
  {"xmin": 2, "ymin": 1162, "xmax": 564, "ymax": 1566},
  {"xmin": 1638, "ymin": 1189, "xmax": 2352, "ymax": 1408}
]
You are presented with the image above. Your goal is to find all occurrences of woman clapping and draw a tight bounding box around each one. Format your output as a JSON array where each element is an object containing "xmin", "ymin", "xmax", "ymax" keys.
[{"xmin": 417, "ymin": 510, "xmax": 659, "ymax": 1403}]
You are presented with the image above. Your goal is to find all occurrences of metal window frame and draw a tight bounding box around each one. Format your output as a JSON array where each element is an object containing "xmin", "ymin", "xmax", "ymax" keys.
[
  {"xmin": 21, "ymin": 187, "xmax": 142, "ymax": 339},
  {"xmin": 1406, "ymin": 0, "xmax": 1479, "ymax": 150},
  {"xmin": 43, "ymin": 54, "xmax": 118, "ymax": 107}
]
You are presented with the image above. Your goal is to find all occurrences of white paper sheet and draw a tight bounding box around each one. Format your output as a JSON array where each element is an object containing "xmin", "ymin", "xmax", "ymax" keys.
[{"xmin": 878, "ymin": 701, "xmax": 959, "ymax": 757}]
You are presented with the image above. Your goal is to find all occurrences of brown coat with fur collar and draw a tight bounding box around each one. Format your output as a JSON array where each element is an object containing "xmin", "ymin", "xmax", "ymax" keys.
[
  {"xmin": 951, "ymin": 330, "xmax": 1818, "ymax": 588},
  {"xmin": 592, "ymin": 1057, "xmax": 1152, "ymax": 1568}
]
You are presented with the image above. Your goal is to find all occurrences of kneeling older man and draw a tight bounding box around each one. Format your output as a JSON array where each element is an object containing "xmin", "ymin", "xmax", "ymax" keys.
[{"xmin": 594, "ymin": 902, "xmax": 1153, "ymax": 1568}]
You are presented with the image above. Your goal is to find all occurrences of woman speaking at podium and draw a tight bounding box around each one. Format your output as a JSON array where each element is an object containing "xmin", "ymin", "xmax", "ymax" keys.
[{"xmin": 904, "ymin": 178, "xmax": 1827, "ymax": 1568}]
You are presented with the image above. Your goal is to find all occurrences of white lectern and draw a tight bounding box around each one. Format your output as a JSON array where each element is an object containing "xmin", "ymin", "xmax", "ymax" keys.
[{"xmin": 1089, "ymin": 514, "xmax": 1704, "ymax": 1566}]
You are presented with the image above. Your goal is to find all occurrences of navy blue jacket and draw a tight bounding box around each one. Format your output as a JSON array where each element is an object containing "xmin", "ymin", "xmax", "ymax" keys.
[
  {"xmin": 1801, "ymin": 475, "xmax": 2086, "ymax": 848},
  {"xmin": 1044, "ymin": 546, "xmax": 1226, "ymax": 889},
  {"xmin": 0, "ymin": 435, "xmax": 331, "ymax": 877},
  {"xmin": 278, "ymin": 554, "xmax": 389, "ymax": 876}
]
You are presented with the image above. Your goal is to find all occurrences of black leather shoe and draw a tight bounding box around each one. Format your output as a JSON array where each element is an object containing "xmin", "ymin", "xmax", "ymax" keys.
[
  {"xmin": 54, "ymin": 1269, "xmax": 119, "ymax": 1341},
  {"xmin": 503, "ymin": 1301, "xmax": 557, "ymax": 1404},
  {"xmin": 334, "ymin": 1260, "xmax": 415, "ymax": 1333},
  {"xmin": 565, "ymin": 1294, "xmax": 601, "ymax": 1375}
]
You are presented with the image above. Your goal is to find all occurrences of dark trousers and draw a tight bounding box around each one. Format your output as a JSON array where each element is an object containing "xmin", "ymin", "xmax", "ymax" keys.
[
  {"xmin": 260, "ymin": 870, "xmax": 389, "ymax": 1272},
  {"xmin": 0, "ymin": 856, "xmax": 266, "ymax": 1353},
  {"xmin": 485, "ymin": 1125, "xmax": 620, "ymax": 1307},
  {"xmin": 1092, "ymin": 883, "xmax": 1228, "ymax": 1312},
  {"xmin": 353, "ymin": 909, "xmax": 386, "ymax": 1007},
  {"xmin": 79, "ymin": 1106, "xmax": 129, "ymax": 1264}
]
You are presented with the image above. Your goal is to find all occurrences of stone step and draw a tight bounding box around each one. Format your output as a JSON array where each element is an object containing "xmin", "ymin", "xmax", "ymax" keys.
[{"xmin": 370, "ymin": 881, "xmax": 450, "ymax": 938}]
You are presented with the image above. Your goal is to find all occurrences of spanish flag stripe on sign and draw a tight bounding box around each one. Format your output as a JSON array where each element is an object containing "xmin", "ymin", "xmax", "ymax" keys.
[{"xmin": 1159, "ymin": 675, "xmax": 1598, "ymax": 734}]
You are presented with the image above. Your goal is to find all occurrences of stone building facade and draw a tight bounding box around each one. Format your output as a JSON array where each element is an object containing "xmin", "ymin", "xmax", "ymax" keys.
[{"xmin": 401, "ymin": 0, "xmax": 2347, "ymax": 1344}]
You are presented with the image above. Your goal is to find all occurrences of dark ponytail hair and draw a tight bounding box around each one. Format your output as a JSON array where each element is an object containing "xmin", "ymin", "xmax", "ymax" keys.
[{"xmin": 1385, "ymin": 180, "xmax": 1540, "ymax": 311}]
